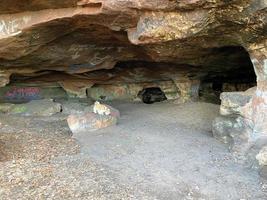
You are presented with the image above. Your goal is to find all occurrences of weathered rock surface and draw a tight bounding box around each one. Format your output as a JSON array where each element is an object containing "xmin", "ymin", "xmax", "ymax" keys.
[
  {"xmin": 60, "ymin": 98, "xmax": 93, "ymax": 114},
  {"xmin": 0, "ymin": 0, "xmax": 264, "ymax": 94},
  {"xmin": 88, "ymin": 80, "xmax": 180, "ymax": 102},
  {"xmin": 0, "ymin": 85, "xmax": 67, "ymax": 103},
  {"xmin": 220, "ymin": 87, "xmax": 255, "ymax": 116},
  {"xmin": 67, "ymin": 103, "xmax": 119, "ymax": 135},
  {"xmin": 213, "ymin": 78, "xmax": 267, "ymax": 169},
  {"xmin": 212, "ymin": 87, "xmax": 260, "ymax": 159},
  {"xmin": 212, "ymin": 116, "xmax": 235, "ymax": 144},
  {"xmin": 0, "ymin": 99, "xmax": 62, "ymax": 116}
]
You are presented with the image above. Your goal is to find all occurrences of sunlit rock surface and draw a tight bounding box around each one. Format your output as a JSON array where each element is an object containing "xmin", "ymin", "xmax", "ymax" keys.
[{"xmin": 67, "ymin": 102, "xmax": 120, "ymax": 134}]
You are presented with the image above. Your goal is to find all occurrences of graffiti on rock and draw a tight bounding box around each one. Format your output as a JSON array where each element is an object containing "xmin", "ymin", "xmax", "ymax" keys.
[{"xmin": 4, "ymin": 87, "xmax": 41, "ymax": 101}]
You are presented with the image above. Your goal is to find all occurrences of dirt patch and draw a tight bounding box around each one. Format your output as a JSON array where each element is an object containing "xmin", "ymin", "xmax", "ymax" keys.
[
  {"xmin": 0, "ymin": 101, "xmax": 266, "ymax": 199},
  {"xmin": 0, "ymin": 132, "xmax": 79, "ymax": 162}
]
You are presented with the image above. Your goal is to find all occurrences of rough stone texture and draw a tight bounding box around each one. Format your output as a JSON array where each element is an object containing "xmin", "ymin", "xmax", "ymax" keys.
[
  {"xmin": 220, "ymin": 88, "xmax": 255, "ymax": 116},
  {"xmin": 88, "ymin": 80, "xmax": 179, "ymax": 101},
  {"xmin": 0, "ymin": 85, "xmax": 67, "ymax": 103},
  {"xmin": 173, "ymin": 79, "xmax": 200, "ymax": 103},
  {"xmin": 61, "ymin": 101, "xmax": 92, "ymax": 115},
  {"xmin": 212, "ymin": 86, "xmax": 259, "ymax": 160},
  {"xmin": 0, "ymin": 99, "xmax": 62, "ymax": 116},
  {"xmin": 243, "ymin": 42, "xmax": 267, "ymax": 144},
  {"xmin": 226, "ymin": 42, "xmax": 267, "ymax": 164},
  {"xmin": 0, "ymin": 0, "xmax": 264, "ymax": 92},
  {"xmin": 222, "ymin": 83, "xmax": 256, "ymax": 92},
  {"xmin": 213, "ymin": 60, "xmax": 267, "ymax": 170},
  {"xmin": 212, "ymin": 116, "xmax": 235, "ymax": 144},
  {"xmin": 67, "ymin": 112, "xmax": 118, "ymax": 134},
  {"xmin": 67, "ymin": 103, "xmax": 120, "ymax": 135}
]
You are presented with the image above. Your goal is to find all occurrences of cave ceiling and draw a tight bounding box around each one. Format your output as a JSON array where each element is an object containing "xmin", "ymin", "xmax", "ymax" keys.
[{"xmin": 0, "ymin": 0, "xmax": 266, "ymax": 87}]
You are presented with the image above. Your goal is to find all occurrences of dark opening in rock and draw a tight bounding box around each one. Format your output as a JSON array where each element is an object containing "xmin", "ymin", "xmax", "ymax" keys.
[
  {"xmin": 212, "ymin": 82, "xmax": 223, "ymax": 91},
  {"xmin": 138, "ymin": 87, "xmax": 167, "ymax": 104},
  {"xmin": 198, "ymin": 46, "xmax": 257, "ymax": 104}
]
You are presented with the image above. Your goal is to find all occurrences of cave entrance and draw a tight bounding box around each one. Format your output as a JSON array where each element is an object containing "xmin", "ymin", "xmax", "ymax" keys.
[
  {"xmin": 199, "ymin": 46, "xmax": 257, "ymax": 104},
  {"xmin": 138, "ymin": 87, "xmax": 167, "ymax": 104}
]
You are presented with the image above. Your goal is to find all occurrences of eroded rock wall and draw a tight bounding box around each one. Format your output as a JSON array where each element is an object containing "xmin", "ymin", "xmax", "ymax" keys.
[
  {"xmin": 213, "ymin": 40, "xmax": 267, "ymax": 163},
  {"xmin": 0, "ymin": 0, "xmax": 265, "ymax": 87}
]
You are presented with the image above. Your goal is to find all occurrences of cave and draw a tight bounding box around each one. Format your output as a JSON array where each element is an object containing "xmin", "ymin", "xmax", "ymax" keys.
[
  {"xmin": 0, "ymin": 1, "xmax": 266, "ymax": 199},
  {"xmin": 138, "ymin": 87, "xmax": 167, "ymax": 104},
  {"xmin": 0, "ymin": 46, "xmax": 256, "ymax": 105}
]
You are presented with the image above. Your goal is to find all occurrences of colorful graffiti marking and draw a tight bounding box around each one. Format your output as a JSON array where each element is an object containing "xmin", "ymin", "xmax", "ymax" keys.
[{"xmin": 4, "ymin": 87, "xmax": 41, "ymax": 102}]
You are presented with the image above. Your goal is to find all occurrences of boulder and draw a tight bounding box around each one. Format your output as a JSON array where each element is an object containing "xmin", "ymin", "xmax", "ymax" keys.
[
  {"xmin": 5, "ymin": 99, "xmax": 62, "ymax": 116},
  {"xmin": 60, "ymin": 99, "xmax": 93, "ymax": 115},
  {"xmin": 212, "ymin": 116, "xmax": 235, "ymax": 144},
  {"xmin": 67, "ymin": 103, "xmax": 120, "ymax": 135},
  {"xmin": 220, "ymin": 89, "xmax": 254, "ymax": 116}
]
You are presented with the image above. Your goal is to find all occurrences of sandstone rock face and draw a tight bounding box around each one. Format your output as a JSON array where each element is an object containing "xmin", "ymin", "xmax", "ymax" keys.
[
  {"xmin": 0, "ymin": 85, "xmax": 67, "ymax": 103},
  {"xmin": 67, "ymin": 103, "xmax": 119, "ymax": 135},
  {"xmin": 0, "ymin": 0, "xmax": 264, "ymax": 92},
  {"xmin": 61, "ymin": 101, "xmax": 91, "ymax": 115},
  {"xmin": 88, "ymin": 80, "xmax": 180, "ymax": 102},
  {"xmin": 213, "ymin": 76, "xmax": 267, "ymax": 168},
  {"xmin": 0, "ymin": 99, "xmax": 62, "ymax": 116},
  {"xmin": 212, "ymin": 87, "xmax": 257, "ymax": 156},
  {"xmin": 220, "ymin": 89, "xmax": 255, "ymax": 116}
]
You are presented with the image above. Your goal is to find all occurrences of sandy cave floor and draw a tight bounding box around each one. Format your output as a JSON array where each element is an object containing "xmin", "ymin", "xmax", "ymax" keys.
[{"xmin": 0, "ymin": 101, "xmax": 267, "ymax": 200}]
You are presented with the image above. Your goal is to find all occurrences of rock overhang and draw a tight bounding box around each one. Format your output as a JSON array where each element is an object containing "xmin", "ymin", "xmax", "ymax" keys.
[{"xmin": 0, "ymin": 0, "xmax": 265, "ymax": 88}]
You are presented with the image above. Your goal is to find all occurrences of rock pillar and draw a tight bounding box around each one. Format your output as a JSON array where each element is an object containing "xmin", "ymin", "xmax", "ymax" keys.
[
  {"xmin": 172, "ymin": 78, "xmax": 200, "ymax": 103},
  {"xmin": 244, "ymin": 41, "xmax": 267, "ymax": 144}
]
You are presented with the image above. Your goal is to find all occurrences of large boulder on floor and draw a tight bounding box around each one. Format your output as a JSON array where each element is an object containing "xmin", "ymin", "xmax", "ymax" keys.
[
  {"xmin": 67, "ymin": 103, "xmax": 120, "ymax": 135},
  {"xmin": 3, "ymin": 99, "xmax": 62, "ymax": 116},
  {"xmin": 59, "ymin": 98, "xmax": 93, "ymax": 115},
  {"xmin": 212, "ymin": 116, "xmax": 235, "ymax": 144},
  {"xmin": 62, "ymin": 102, "xmax": 89, "ymax": 114},
  {"xmin": 220, "ymin": 87, "xmax": 255, "ymax": 116}
]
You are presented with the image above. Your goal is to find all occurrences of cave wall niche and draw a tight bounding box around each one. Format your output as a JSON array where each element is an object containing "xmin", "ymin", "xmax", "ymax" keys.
[
  {"xmin": 199, "ymin": 46, "xmax": 257, "ymax": 104},
  {"xmin": 0, "ymin": 46, "xmax": 258, "ymax": 105}
]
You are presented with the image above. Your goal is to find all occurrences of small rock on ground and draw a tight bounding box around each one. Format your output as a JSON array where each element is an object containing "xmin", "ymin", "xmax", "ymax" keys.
[{"xmin": 67, "ymin": 103, "xmax": 120, "ymax": 135}]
